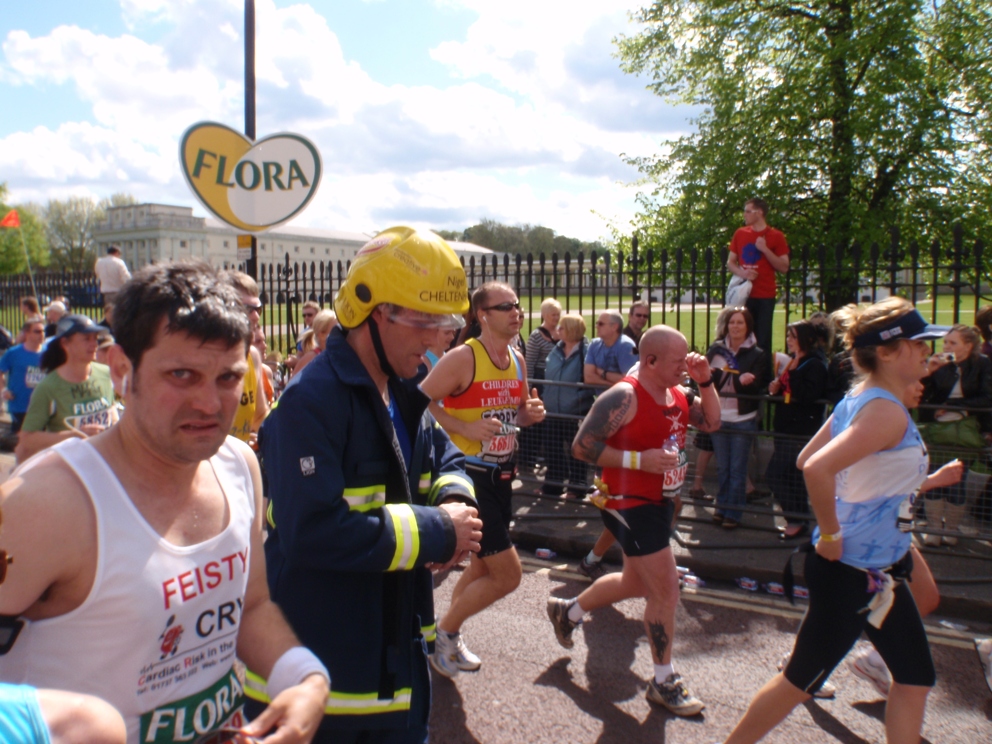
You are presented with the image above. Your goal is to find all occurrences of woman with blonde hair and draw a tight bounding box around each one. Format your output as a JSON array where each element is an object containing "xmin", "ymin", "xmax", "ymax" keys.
[
  {"xmin": 726, "ymin": 296, "xmax": 963, "ymax": 744},
  {"xmin": 541, "ymin": 313, "xmax": 593, "ymax": 498},
  {"xmin": 292, "ymin": 309, "xmax": 336, "ymax": 377}
]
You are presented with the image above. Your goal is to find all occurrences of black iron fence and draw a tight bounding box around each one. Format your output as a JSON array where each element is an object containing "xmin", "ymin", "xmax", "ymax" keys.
[
  {"xmin": 251, "ymin": 224, "xmax": 987, "ymax": 357},
  {"xmin": 0, "ymin": 225, "xmax": 985, "ymax": 353}
]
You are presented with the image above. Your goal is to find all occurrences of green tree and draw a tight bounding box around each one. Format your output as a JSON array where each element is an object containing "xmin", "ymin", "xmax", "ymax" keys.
[
  {"xmin": 44, "ymin": 196, "xmax": 106, "ymax": 271},
  {"xmin": 0, "ymin": 184, "xmax": 51, "ymax": 274},
  {"xmin": 617, "ymin": 0, "xmax": 992, "ymax": 305}
]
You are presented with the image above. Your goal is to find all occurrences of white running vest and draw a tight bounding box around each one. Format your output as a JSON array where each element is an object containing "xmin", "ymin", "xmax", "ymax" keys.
[{"xmin": 0, "ymin": 437, "xmax": 255, "ymax": 744}]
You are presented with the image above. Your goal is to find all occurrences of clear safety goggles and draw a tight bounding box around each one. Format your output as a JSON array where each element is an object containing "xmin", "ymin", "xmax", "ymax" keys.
[{"xmin": 381, "ymin": 304, "xmax": 466, "ymax": 331}]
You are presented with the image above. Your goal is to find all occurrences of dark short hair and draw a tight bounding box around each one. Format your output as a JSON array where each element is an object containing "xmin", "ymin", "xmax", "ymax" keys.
[
  {"xmin": 113, "ymin": 260, "xmax": 251, "ymax": 372},
  {"xmin": 787, "ymin": 320, "xmax": 818, "ymax": 355},
  {"xmin": 745, "ymin": 197, "xmax": 769, "ymax": 217},
  {"xmin": 471, "ymin": 282, "xmax": 515, "ymax": 313},
  {"xmin": 108, "ymin": 245, "xmax": 121, "ymax": 255}
]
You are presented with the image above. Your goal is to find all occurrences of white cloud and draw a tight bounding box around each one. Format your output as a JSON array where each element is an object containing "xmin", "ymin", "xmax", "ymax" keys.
[{"xmin": 0, "ymin": 0, "xmax": 681, "ymax": 241}]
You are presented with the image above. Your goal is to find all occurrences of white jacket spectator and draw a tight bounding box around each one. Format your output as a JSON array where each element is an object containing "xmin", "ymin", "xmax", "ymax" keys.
[{"xmin": 93, "ymin": 246, "xmax": 131, "ymax": 298}]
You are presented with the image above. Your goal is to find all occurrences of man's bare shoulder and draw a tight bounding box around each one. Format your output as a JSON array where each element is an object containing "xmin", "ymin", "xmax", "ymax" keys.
[
  {"xmin": 2, "ymin": 450, "xmax": 89, "ymax": 510},
  {"xmin": 0, "ymin": 450, "xmax": 95, "ymax": 615},
  {"xmin": 422, "ymin": 344, "xmax": 474, "ymax": 398}
]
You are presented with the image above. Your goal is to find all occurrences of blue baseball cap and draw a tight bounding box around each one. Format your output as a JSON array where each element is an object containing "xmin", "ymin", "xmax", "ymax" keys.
[
  {"xmin": 53, "ymin": 314, "xmax": 103, "ymax": 341},
  {"xmin": 852, "ymin": 309, "xmax": 950, "ymax": 348}
]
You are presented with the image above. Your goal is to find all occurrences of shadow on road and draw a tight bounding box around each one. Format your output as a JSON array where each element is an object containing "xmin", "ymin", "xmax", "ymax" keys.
[
  {"xmin": 429, "ymin": 674, "xmax": 483, "ymax": 744},
  {"xmin": 535, "ymin": 602, "xmax": 707, "ymax": 743}
]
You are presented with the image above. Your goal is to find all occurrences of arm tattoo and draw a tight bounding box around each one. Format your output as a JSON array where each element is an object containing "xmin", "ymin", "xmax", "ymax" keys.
[
  {"xmin": 573, "ymin": 386, "xmax": 633, "ymax": 464},
  {"xmin": 648, "ymin": 620, "xmax": 670, "ymax": 662},
  {"xmin": 688, "ymin": 397, "xmax": 717, "ymax": 432}
]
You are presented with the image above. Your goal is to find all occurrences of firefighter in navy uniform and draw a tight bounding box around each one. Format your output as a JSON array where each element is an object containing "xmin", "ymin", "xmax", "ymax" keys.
[{"xmin": 251, "ymin": 226, "xmax": 483, "ymax": 744}]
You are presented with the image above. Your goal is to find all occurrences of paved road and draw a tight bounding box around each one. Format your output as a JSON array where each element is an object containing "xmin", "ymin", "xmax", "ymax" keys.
[{"xmin": 428, "ymin": 554, "xmax": 992, "ymax": 743}]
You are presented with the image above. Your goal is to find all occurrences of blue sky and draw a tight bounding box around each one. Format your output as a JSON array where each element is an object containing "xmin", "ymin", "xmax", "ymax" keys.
[{"xmin": 0, "ymin": 0, "xmax": 692, "ymax": 241}]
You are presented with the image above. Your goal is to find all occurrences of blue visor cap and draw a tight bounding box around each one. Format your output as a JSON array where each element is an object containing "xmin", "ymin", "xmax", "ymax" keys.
[{"xmin": 852, "ymin": 309, "xmax": 951, "ymax": 348}]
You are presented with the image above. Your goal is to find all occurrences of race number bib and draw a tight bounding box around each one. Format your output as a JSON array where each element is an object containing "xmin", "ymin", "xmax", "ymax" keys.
[
  {"xmin": 482, "ymin": 422, "xmax": 518, "ymax": 463},
  {"xmin": 63, "ymin": 404, "xmax": 120, "ymax": 434},
  {"xmin": 662, "ymin": 450, "xmax": 688, "ymax": 495}
]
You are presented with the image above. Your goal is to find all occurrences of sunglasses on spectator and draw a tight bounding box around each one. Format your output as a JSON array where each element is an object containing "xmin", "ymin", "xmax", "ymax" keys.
[
  {"xmin": 244, "ymin": 301, "xmax": 264, "ymax": 313},
  {"xmin": 483, "ymin": 302, "xmax": 521, "ymax": 312}
]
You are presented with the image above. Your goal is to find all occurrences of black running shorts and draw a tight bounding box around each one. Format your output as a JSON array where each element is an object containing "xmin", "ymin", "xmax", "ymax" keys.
[
  {"xmin": 465, "ymin": 460, "xmax": 515, "ymax": 558},
  {"xmin": 599, "ymin": 498, "xmax": 676, "ymax": 557},
  {"xmin": 784, "ymin": 550, "xmax": 935, "ymax": 693}
]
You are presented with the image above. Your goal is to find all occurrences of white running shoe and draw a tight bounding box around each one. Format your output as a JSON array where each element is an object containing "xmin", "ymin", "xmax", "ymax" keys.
[
  {"xmin": 975, "ymin": 638, "xmax": 992, "ymax": 695},
  {"xmin": 849, "ymin": 645, "xmax": 891, "ymax": 699},
  {"xmin": 429, "ymin": 631, "xmax": 459, "ymax": 678},
  {"xmin": 452, "ymin": 633, "xmax": 482, "ymax": 671}
]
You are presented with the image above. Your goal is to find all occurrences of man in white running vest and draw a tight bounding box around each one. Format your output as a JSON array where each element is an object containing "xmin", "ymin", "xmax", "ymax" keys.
[{"xmin": 0, "ymin": 261, "xmax": 328, "ymax": 744}]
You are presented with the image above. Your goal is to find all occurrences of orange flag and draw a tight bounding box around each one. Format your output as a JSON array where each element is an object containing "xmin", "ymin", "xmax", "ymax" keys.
[{"xmin": 0, "ymin": 209, "xmax": 19, "ymax": 228}]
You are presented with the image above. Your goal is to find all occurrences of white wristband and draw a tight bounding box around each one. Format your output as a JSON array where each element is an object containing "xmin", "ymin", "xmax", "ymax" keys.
[
  {"xmin": 268, "ymin": 646, "xmax": 330, "ymax": 699},
  {"xmin": 621, "ymin": 451, "xmax": 640, "ymax": 470}
]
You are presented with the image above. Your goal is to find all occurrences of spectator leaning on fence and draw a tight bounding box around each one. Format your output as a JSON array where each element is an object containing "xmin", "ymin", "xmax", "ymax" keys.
[
  {"xmin": 585, "ymin": 310, "xmax": 638, "ymax": 385},
  {"xmin": 766, "ymin": 320, "xmax": 829, "ymax": 540},
  {"xmin": 15, "ymin": 314, "xmax": 116, "ymax": 463},
  {"xmin": 918, "ymin": 323, "xmax": 992, "ymax": 546},
  {"xmin": 521, "ymin": 298, "xmax": 561, "ymax": 469},
  {"xmin": 623, "ymin": 300, "xmax": 650, "ymax": 352},
  {"xmin": 541, "ymin": 313, "xmax": 595, "ymax": 499},
  {"xmin": 706, "ymin": 306, "xmax": 769, "ymax": 529},
  {"xmin": 43, "ymin": 300, "xmax": 66, "ymax": 338}
]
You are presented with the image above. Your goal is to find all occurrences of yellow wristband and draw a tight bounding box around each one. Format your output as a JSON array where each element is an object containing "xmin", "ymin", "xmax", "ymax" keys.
[
  {"xmin": 819, "ymin": 530, "xmax": 843, "ymax": 543},
  {"xmin": 622, "ymin": 451, "xmax": 640, "ymax": 470}
]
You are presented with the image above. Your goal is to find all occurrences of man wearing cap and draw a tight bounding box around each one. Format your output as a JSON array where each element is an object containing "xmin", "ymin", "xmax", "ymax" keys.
[
  {"xmin": 14, "ymin": 314, "xmax": 116, "ymax": 463},
  {"xmin": 0, "ymin": 318, "xmax": 46, "ymax": 439},
  {"xmin": 94, "ymin": 246, "xmax": 131, "ymax": 304},
  {"xmin": 257, "ymin": 226, "xmax": 483, "ymax": 743},
  {"xmin": 43, "ymin": 301, "xmax": 66, "ymax": 338},
  {"xmin": 420, "ymin": 281, "xmax": 546, "ymax": 678}
]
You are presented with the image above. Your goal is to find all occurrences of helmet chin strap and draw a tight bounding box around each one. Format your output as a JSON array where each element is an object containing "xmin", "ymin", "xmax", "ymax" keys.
[{"xmin": 367, "ymin": 315, "xmax": 399, "ymax": 379}]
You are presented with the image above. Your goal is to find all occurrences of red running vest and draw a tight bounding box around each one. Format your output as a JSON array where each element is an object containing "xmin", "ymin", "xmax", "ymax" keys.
[{"xmin": 601, "ymin": 377, "xmax": 689, "ymax": 507}]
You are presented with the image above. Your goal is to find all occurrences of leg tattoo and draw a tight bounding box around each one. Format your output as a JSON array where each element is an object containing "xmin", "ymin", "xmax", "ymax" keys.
[{"xmin": 648, "ymin": 620, "xmax": 670, "ymax": 662}]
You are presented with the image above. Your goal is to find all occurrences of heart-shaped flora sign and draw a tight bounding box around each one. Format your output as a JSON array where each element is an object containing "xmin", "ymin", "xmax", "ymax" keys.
[{"xmin": 180, "ymin": 122, "xmax": 322, "ymax": 233}]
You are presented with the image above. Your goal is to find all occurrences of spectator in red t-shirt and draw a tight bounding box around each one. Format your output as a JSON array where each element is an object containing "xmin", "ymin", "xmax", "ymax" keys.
[{"xmin": 727, "ymin": 197, "xmax": 790, "ymax": 366}]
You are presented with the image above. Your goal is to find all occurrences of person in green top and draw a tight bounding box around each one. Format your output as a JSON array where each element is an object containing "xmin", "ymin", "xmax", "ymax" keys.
[{"xmin": 16, "ymin": 314, "xmax": 116, "ymax": 463}]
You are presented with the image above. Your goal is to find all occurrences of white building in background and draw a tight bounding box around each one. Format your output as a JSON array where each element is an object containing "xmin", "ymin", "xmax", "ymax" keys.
[{"xmin": 92, "ymin": 203, "xmax": 497, "ymax": 271}]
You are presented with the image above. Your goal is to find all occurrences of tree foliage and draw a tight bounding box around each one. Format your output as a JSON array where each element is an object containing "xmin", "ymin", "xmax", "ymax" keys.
[
  {"xmin": 0, "ymin": 184, "xmax": 50, "ymax": 274},
  {"xmin": 443, "ymin": 218, "xmax": 605, "ymax": 257},
  {"xmin": 43, "ymin": 196, "xmax": 107, "ymax": 271},
  {"xmin": 617, "ymin": 0, "xmax": 992, "ymax": 294}
]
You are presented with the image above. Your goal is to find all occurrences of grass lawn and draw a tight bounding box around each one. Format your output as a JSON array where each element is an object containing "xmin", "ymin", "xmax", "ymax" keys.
[{"xmin": 259, "ymin": 290, "xmax": 982, "ymax": 358}]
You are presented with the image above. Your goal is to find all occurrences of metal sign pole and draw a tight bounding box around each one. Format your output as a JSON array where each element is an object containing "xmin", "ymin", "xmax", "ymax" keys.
[{"xmin": 244, "ymin": 0, "xmax": 258, "ymax": 280}]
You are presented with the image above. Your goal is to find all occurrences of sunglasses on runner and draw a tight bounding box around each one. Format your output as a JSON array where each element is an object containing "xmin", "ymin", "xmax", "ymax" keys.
[{"xmin": 483, "ymin": 302, "xmax": 521, "ymax": 312}]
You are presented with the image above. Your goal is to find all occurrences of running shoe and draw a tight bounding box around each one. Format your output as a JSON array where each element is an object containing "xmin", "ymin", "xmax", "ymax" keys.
[
  {"xmin": 645, "ymin": 673, "xmax": 705, "ymax": 716},
  {"xmin": 849, "ymin": 645, "xmax": 891, "ymax": 699},
  {"xmin": 450, "ymin": 632, "xmax": 481, "ymax": 671},
  {"xmin": 975, "ymin": 638, "xmax": 992, "ymax": 694},
  {"xmin": 776, "ymin": 652, "xmax": 836, "ymax": 699},
  {"xmin": 429, "ymin": 628, "xmax": 461, "ymax": 679},
  {"xmin": 547, "ymin": 597, "xmax": 581, "ymax": 649},
  {"xmin": 577, "ymin": 556, "xmax": 606, "ymax": 580}
]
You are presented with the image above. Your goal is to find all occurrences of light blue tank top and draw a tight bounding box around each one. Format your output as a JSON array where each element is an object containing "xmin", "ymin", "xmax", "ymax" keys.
[{"xmin": 812, "ymin": 387, "xmax": 928, "ymax": 569}]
